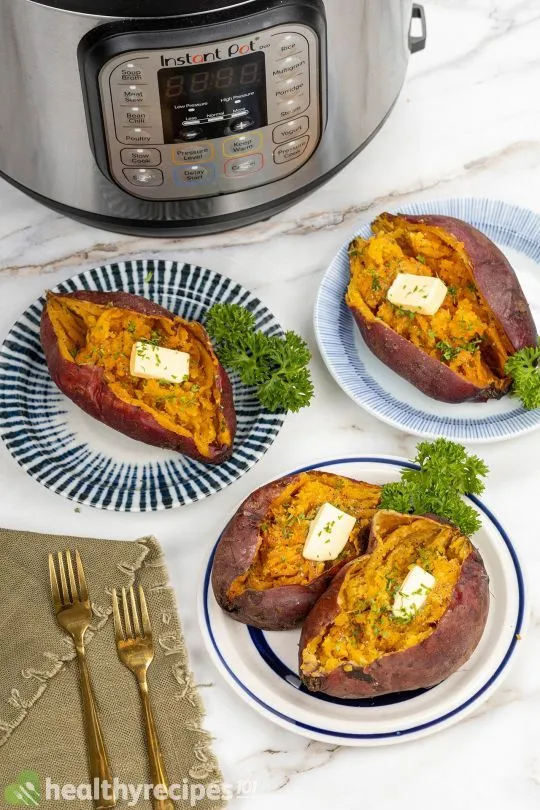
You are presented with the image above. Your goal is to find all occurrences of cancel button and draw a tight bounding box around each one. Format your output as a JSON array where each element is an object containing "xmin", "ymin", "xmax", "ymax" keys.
[{"xmin": 273, "ymin": 135, "xmax": 310, "ymax": 164}]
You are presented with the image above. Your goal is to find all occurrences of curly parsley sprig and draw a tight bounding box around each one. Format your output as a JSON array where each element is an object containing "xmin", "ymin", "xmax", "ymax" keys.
[
  {"xmin": 380, "ymin": 439, "xmax": 489, "ymax": 536},
  {"xmin": 205, "ymin": 304, "xmax": 314, "ymax": 413},
  {"xmin": 505, "ymin": 340, "xmax": 540, "ymax": 410}
]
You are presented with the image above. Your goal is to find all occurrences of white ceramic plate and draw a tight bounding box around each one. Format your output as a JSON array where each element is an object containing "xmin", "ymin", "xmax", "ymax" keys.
[
  {"xmin": 198, "ymin": 457, "xmax": 526, "ymax": 746},
  {"xmin": 314, "ymin": 199, "xmax": 540, "ymax": 442}
]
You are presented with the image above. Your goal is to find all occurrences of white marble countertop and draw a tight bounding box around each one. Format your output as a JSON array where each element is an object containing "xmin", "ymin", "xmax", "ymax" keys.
[{"xmin": 2, "ymin": 0, "xmax": 540, "ymax": 807}]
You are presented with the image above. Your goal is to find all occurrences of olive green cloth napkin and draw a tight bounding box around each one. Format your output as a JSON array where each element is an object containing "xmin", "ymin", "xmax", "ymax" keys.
[{"xmin": 0, "ymin": 529, "xmax": 225, "ymax": 810}]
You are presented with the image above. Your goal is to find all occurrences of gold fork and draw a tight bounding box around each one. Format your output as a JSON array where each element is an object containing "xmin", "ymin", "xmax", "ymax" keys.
[
  {"xmin": 112, "ymin": 586, "xmax": 174, "ymax": 810},
  {"xmin": 48, "ymin": 551, "xmax": 116, "ymax": 810}
]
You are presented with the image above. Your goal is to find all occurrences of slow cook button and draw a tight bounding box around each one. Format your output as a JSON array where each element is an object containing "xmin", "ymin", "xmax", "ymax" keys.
[
  {"xmin": 121, "ymin": 128, "xmax": 153, "ymax": 145},
  {"xmin": 274, "ymin": 136, "xmax": 309, "ymax": 164},
  {"xmin": 223, "ymin": 132, "xmax": 262, "ymax": 157},
  {"xmin": 114, "ymin": 61, "xmax": 147, "ymax": 83},
  {"xmin": 121, "ymin": 148, "xmax": 162, "ymax": 167},
  {"xmin": 273, "ymin": 33, "xmax": 305, "ymax": 58},
  {"xmin": 173, "ymin": 164, "xmax": 216, "ymax": 185},
  {"xmin": 224, "ymin": 154, "xmax": 264, "ymax": 177},
  {"xmin": 117, "ymin": 107, "xmax": 152, "ymax": 126},
  {"xmin": 122, "ymin": 168, "xmax": 163, "ymax": 186},
  {"xmin": 271, "ymin": 54, "xmax": 308, "ymax": 80},
  {"xmin": 273, "ymin": 116, "xmax": 309, "ymax": 144},
  {"xmin": 172, "ymin": 143, "xmax": 213, "ymax": 164},
  {"xmin": 274, "ymin": 75, "xmax": 308, "ymax": 100}
]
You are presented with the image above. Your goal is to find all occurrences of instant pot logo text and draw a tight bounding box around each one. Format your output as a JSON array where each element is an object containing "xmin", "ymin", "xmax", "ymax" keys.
[{"xmin": 160, "ymin": 40, "xmax": 257, "ymax": 66}]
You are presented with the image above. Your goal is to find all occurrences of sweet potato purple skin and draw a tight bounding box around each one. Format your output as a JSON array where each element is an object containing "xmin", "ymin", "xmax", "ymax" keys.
[
  {"xmin": 211, "ymin": 473, "xmax": 375, "ymax": 631},
  {"xmin": 40, "ymin": 291, "xmax": 236, "ymax": 464},
  {"xmin": 349, "ymin": 214, "xmax": 537, "ymax": 403},
  {"xmin": 299, "ymin": 514, "xmax": 490, "ymax": 698}
]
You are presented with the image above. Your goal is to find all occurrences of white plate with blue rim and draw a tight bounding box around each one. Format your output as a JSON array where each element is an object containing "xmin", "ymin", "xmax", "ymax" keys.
[
  {"xmin": 198, "ymin": 457, "xmax": 526, "ymax": 746},
  {"xmin": 314, "ymin": 198, "xmax": 540, "ymax": 442},
  {"xmin": 0, "ymin": 260, "xmax": 285, "ymax": 511}
]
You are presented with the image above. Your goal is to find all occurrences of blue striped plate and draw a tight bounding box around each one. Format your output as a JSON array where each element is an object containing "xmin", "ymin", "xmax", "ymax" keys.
[
  {"xmin": 0, "ymin": 260, "xmax": 285, "ymax": 511},
  {"xmin": 315, "ymin": 199, "xmax": 540, "ymax": 442}
]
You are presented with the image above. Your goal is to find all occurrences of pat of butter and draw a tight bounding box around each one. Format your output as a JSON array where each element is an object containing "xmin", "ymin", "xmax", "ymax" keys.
[
  {"xmin": 130, "ymin": 341, "xmax": 190, "ymax": 384},
  {"xmin": 387, "ymin": 273, "xmax": 448, "ymax": 316},
  {"xmin": 302, "ymin": 503, "xmax": 356, "ymax": 562},
  {"xmin": 392, "ymin": 565, "xmax": 436, "ymax": 620}
]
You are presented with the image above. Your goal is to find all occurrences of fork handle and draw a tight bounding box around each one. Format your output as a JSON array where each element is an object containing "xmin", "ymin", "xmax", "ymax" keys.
[
  {"xmin": 76, "ymin": 647, "xmax": 116, "ymax": 810},
  {"xmin": 138, "ymin": 678, "xmax": 175, "ymax": 810}
]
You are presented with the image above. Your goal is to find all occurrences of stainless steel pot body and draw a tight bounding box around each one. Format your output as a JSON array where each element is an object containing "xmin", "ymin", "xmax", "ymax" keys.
[{"xmin": 0, "ymin": 0, "xmax": 418, "ymax": 235}]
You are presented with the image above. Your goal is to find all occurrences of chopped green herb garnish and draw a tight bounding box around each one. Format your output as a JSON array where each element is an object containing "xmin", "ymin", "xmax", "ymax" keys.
[
  {"xmin": 505, "ymin": 340, "xmax": 540, "ymax": 410},
  {"xmin": 144, "ymin": 270, "xmax": 153, "ymax": 283}
]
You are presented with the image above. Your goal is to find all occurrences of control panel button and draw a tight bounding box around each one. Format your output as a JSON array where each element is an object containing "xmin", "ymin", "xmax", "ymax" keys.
[
  {"xmin": 274, "ymin": 136, "xmax": 310, "ymax": 164},
  {"xmin": 121, "ymin": 128, "xmax": 154, "ymax": 145},
  {"xmin": 114, "ymin": 85, "xmax": 148, "ymax": 105},
  {"xmin": 121, "ymin": 148, "xmax": 162, "ymax": 167},
  {"xmin": 223, "ymin": 132, "xmax": 262, "ymax": 157},
  {"xmin": 274, "ymin": 75, "xmax": 308, "ymax": 100},
  {"xmin": 117, "ymin": 107, "xmax": 152, "ymax": 126},
  {"xmin": 273, "ymin": 116, "xmax": 309, "ymax": 144},
  {"xmin": 114, "ymin": 61, "xmax": 147, "ymax": 83},
  {"xmin": 173, "ymin": 165, "xmax": 216, "ymax": 185},
  {"xmin": 122, "ymin": 168, "xmax": 163, "ymax": 186},
  {"xmin": 178, "ymin": 128, "xmax": 204, "ymax": 142},
  {"xmin": 224, "ymin": 154, "xmax": 264, "ymax": 177},
  {"xmin": 229, "ymin": 117, "xmax": 255, "ymax": 133},
  {"xmin": 271, "ymin": 54, "xmax": 308, "ymax": 80},
  {"xmin": 273, "ymin": 33, "xmax": 306, "ymax": 58},
  {"xmin": 172, "ymin": 143, "xmax": 213, "ymax": 164},
  {"xmin": 277, "ymin": 96, "xmax": 309, "ymax": 119}
]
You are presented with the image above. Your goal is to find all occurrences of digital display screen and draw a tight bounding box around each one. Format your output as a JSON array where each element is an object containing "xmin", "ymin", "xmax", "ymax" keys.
[{"xmin": 158, "ymin": 52, "xmax": 267, "ymax": 143}]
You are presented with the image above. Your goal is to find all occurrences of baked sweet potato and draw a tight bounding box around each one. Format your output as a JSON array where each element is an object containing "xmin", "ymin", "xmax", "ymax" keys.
[
  {"xmin": 346, "ymin": 214, "xmax": 537, "ymax": 403},
  {"xmin": 40, "ymin": 291, "xmax": 236, "ymax": 463},
  {"xmin": 211, "ymin": 471, "xmax": 381, "ymax": 630},
  {"xmin": 299, "ymin": 510, "xmax": 489, "ymax": 698}
]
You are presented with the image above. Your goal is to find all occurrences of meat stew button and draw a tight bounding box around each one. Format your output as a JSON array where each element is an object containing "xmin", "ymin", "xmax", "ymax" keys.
[{"xmin": 273, "ymin": 135, "xmax": 309, "ymax": 164}]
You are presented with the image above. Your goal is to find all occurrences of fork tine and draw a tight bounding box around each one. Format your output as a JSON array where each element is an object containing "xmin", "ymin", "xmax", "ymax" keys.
[
  {"xmin": 48, "ymin": 554, "xmax": 62, "ymax": 610},
  {"xmin": 129, "ymin": 587, "xmax": 141, "ymax": 637},
  {"xmin": 66, "ymin": 550, "xmax": 79, "ymax": 603},
  {"xmin": 121, "ymin": 587, "xmax": 133, "ymax": 638},
  {"xmin": 74, "ymin": 550, "xmax": 89, "ymax": 603},
  {"xmin": 111, "ymin": 589, "xmax": 125, "ymax": 643},
  {"xmin": 57, "ymin": 552, "xmax": 71, "ymax": 605},
  {"xmin": 138, "ymin": 586, "xmax": 152, "ymax": 636}
]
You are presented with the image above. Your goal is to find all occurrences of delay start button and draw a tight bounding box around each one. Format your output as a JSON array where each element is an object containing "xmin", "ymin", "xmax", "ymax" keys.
[
  {"xmin": 173, "ymin": 164, "xmax": 216, "ymax": 185},
  {"xmin": 274, "ymin": 136, "xmax": 310, "ymax": 164}
]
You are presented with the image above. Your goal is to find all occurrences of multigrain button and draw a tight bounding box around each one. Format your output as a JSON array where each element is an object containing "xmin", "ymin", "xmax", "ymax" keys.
[
  {"xmin": 277, "ymin": 96, "xmax": 308, "ymax": 119},
  {"xmin": 172, "ymin": 143, "xmax": 213, "ymax": 164},
  {"xmin": 273, "ymin": 116, "xmax": 309, "ymax": 144},
  {"xmin": 117, "ymin": 107, "xmax": 152, "ymax": 126},
  {"xmin": 223, "ymin": 132, "xmax": 262, "ymax": 157},
  {"xmin": 120, "ymin": 128, "xmax": 153, "ymax": 145},
  {"xmin": 274, "ymin": 75, "xmax": 308, "ymax": 100},
  {"xmin": 224, "ymin": 154, "xmax": 264, "ymax": 177},
  {"xmin": 271, "ymin": 54, "xmax": 308, "ymax": 80},
  {"xmin": 114, "ymin": 62, "xmax": 146, "ymax": 83},
  {"xmin": 122, "ymin": 168, "xmax": 163, "ymax": 186},
  {"xmin": 273, "ymin": 136, "xmax": 309, "ymax": 164},
  {"xmin": 173, "ymin": 164, "xmax": 216, "ymax": 185},
  {"xmin": 121, "ymin": 148, "xmax": 162, "ymax": 167},
  {"xmin": 273, "ymin": 33, "xmax": 305, "ymax": 58}
]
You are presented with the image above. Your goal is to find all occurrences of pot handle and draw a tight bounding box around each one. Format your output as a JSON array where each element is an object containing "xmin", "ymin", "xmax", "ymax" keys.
[{"xmin": 409, "ymin": 4, "xmax": 427, "ymax": 53}]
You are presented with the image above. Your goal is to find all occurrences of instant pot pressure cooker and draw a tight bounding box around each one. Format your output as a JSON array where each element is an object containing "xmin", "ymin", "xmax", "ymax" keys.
[{"xmin": 0, "ymin": 0, "xmax": 426, "ymax": 236}]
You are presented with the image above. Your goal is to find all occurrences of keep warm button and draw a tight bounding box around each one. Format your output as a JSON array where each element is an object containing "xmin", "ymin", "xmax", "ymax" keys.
[{"xmin": 273, "ymin": 135, "xmax": 310, "ymax": 164}]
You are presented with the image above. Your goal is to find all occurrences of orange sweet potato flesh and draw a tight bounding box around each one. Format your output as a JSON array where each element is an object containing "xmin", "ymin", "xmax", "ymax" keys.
[
  {"xmin": 346, "ymin": 214, "xmax": 537, "ymax": 403},
  {"xmin": 212, "ymin": 471, "xmax": 381, "ymax": 630},
  {"xmin": 40, "ymin": 291, "xmax": 236, "ymax": 463},
  {"xmin": 299, "ymin": 510, "xmax": 490, "ymax": 698}
]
